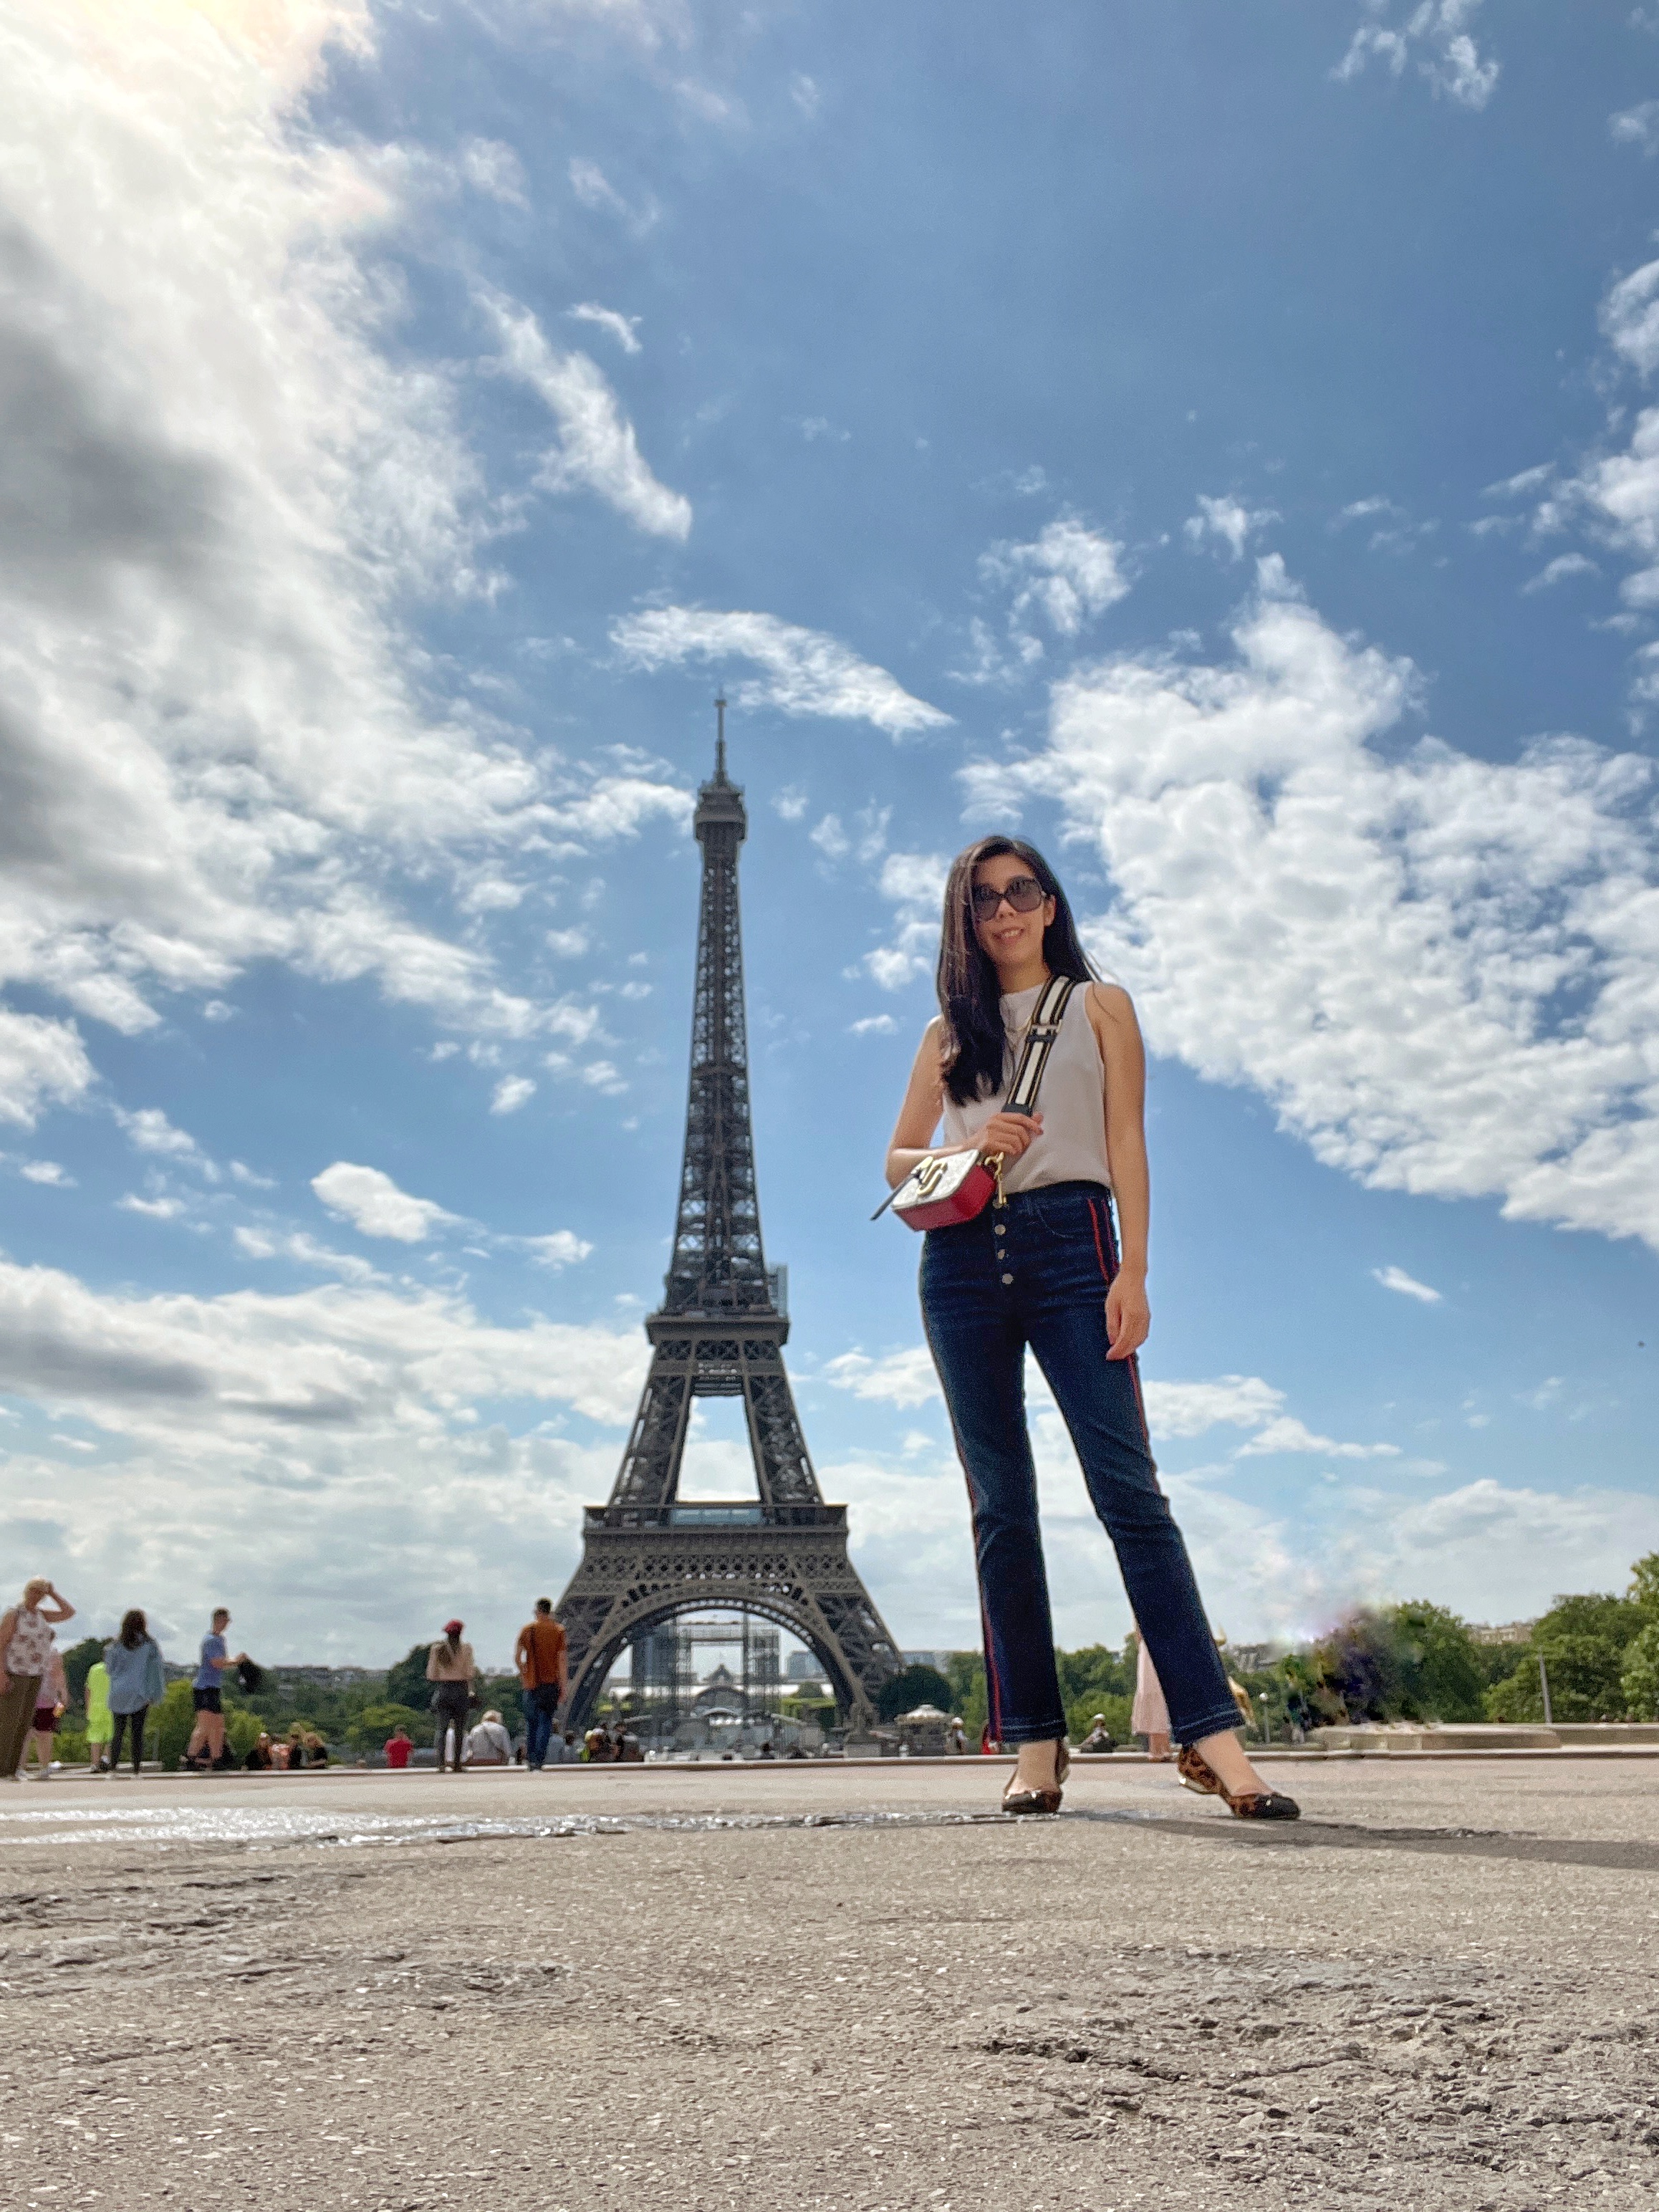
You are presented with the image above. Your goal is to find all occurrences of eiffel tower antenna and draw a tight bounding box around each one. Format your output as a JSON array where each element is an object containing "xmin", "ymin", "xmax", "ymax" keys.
[{"xmin": 554, "ymin": 703, "xmax": 902, "ymax": 1736}]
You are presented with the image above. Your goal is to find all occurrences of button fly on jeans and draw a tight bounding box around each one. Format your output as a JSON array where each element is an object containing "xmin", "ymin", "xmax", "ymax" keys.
[{"xmin": 1001, "ymin": 1272, "xmax": 1014, "ymax": 1285}]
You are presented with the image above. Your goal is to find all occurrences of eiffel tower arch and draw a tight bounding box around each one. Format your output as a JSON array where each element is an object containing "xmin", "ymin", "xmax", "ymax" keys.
[{"xmin": 555, "ymin": 706, "xmax": 903, "ymax": 1733}]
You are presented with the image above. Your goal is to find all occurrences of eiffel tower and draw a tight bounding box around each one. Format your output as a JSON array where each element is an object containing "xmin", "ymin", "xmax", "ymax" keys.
[{"xmin": 554, "ymin": 704, "xmax": 903, "ymax": 1733}]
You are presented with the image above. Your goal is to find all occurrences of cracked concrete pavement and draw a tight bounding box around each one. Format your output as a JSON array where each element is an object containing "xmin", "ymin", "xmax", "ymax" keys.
[{"xmin": 4, "ymin": 1755, "xmax": 1658, "ymax": 2210}]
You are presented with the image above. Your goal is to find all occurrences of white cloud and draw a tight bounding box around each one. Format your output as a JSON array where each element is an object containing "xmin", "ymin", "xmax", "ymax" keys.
[
  {"xmin": 0, "ymin": 4, "xmax": 698, "ymax": 1090},
  {"xmin": 0, "ymin": 1012, "xmax": 92, "ymax": 1127},
  {"xmin": 850, "ymin": 1014, "xmax": 897, "ymax": 1037},
  {"xmin": 234, "ymin": 1227, "xmax": 380, "ymax": 1284},
  {"xmin": 611, "ymin": 608, "xmax": 951, "ymax": 737},
  {"xmin": 311, "ymin": 1161, "xmax": 458, "ymax": 1243},
  {"xmin": 458, "ymin": 137, "xmax": 529, "ymax": 207},
  {"xmin": 567, "ymin": 302, "xmax": 642, "ymax": 355},
  {"xmin": 19, "ymin": 1159, "xmax": 72, "ymax": 1186},
  {"xmin": 1602, "ymin": 256, "xmax": 1659, "ymax": 379},
  {"xmin": 478, "ymin": 287, "xmax": 691, "ymax": 540},
  {"xmin": 117, "ymin": 1193, "xmax": 185, "ymax": 1221},
  {"xmin": 1521, "ymin": 552, "xmax": 1600, "ymax": 594},
  {"xmin": 809, "ymin": 814, "xmax": 850, "ymax": 860},
  {"xmin": 773, "ymin": 787, "xmax": 808, "ymax": 823},
  {"xmin": 1372, "ymin": 1264, "xmax": 1443, "ymax": 1304},
  {"xmin": 115, "ymin": 1106, "xmax": 208, "ymax": 1167},
  {"xmin": 545, "ymin": 928, "xmax": 590, "ymax": 958},
  {"xmin": 1183, "ymin": 494, "xmax": 1279, "ymax": 562},
  {"xmin": 967, "ymin": 560, "xmax": 1659, "ymax": 1250},
  {"xmin": 0, "ymin": 1251, "xmax": 648, "ymax": 1658},
  {"xmin": 862, "ymin": 850, "xmax": 948, "ymax": 991},
  {"xmin": 520, "ymin": 1231, "xmax": 595, "ymax": 1269},
  {"xmin": 1610, "ymin": 100, "xmax": 1659, "ymax": 156},
  {"xmin": 981, "ymin": 518, "xmax": 1131, "ymax": 654},
  {"xmin": 490, "ymin": 1074, "xmax": 537, "ymax": 1115},
  {"xmin": 1334, "ymin": 1, "xmax": 1499, "ymax": 112},
  {"xmin": 824, "ymin": 1347, "xmax": 941, "ymax": 1409},
  {"xmin": 568, "ymin": 155, "xmax": 658, "ymax": 232}
]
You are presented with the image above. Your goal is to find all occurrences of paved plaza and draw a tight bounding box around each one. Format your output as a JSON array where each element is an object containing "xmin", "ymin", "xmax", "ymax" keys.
[{"xmin": 4, "ymin": 1755, "xmax": 1659, "ymax": 2211}]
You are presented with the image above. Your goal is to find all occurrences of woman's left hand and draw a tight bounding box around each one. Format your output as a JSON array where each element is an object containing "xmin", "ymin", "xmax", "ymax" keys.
[{"xmin": 1105, "ymin": 1270, "xmax": 1150, "ymax": 1360}]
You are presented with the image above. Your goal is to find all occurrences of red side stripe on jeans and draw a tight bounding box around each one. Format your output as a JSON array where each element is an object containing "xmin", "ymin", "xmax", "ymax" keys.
[{"xmin": 1089, "ymin": 1194, "xmax": 1159, "ymax": 1478}]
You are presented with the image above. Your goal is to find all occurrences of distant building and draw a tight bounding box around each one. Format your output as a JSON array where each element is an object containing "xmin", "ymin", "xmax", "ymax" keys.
[
  {"xmin": 901, "ymin": 1650, "xmax": 946, "ymax": 1671},
  {"xmin": 1468, "ymin": 1621, "xmax": 1537, "ymax": 1646}
]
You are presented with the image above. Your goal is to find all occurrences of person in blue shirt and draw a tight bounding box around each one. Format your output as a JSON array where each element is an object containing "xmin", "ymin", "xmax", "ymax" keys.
[{"xmin": 182, "ymin": 1607, "xmax": 246, "ymax": 1772}]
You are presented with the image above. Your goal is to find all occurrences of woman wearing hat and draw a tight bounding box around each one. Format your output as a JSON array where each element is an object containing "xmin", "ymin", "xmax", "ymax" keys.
[{"xmin": 425, "ymin": 1620, "xmax": 476, "ymax": 1774}]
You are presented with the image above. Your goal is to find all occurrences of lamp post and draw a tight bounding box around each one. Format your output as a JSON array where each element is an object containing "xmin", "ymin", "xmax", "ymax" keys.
[{"xmin": 1537, "ymin": 1652, "xmax": 1553, "ymax": 1726}]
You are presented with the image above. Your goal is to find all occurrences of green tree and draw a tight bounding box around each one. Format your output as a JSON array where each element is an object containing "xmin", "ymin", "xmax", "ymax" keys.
[
  {"xmin": 943, "ymin": 1651, "xmax": 987, "ymax": 1744},
  {"xmin": 1628, "ymin": 1552, "xmax": 1659, "ymax": 1622},
  {"xmin": 60, "ymin": 1635, "xmax": 105, "ymax": 1716},
  {"xmin": 150, "ymin": 1680, "xmax": 199, "ymax": 1770},
  {"xmin": 385, "ymin": 1643, "xmax": 434, "ymax": 1713},
  {"xmin": 1620, "ymin": 1624, "xmax": 1659, "ymax": 1722},
  {"xmin": 346, "ymin": 1701, "xmax": 428, "ymax": 1754},
  {"xmin": 877, "ymin": 1663, "xmax": 954, "ymax": 1723},
  {"xmin": 1486, "ymin": 1592, "xmax": 1643, "ymax": 1722},
  {"xmin": 1389, "ymin": 1601, "xmax": 1486, "ymax": 1722}
]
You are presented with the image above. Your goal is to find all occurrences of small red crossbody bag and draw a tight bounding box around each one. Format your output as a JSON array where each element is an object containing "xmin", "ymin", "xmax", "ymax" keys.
[{"xmin": 874, "ymin": 976, "xmax": 1077, "ymax": 1233}]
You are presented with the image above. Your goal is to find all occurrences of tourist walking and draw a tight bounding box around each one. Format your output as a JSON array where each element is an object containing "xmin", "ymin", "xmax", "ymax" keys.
[
  {"xmin": 105, "ymin": 1610, "xmax": 166, "ymax": 1776},
  {"xmin": 425, "ymin": 1620, "xmax": 476, "ymax": 1773},
  {"xmin": 0, "ymin": 1579, "xmax": 75, "ymax": 1781},
  {"xmin": 85, "ymin": 1653, "xmax": 113, "ymax": 1774},
  {"xmin": 183, "ymin": 1608, "xmax": 248, "ymax": 1771},
  {"xmin": 883, "ymin": 837, "xmax": 1297, "ymax": 1821},
  {"xmin": 514, "ymin": 1597, "xmax": 569, "ymax": 1771}
]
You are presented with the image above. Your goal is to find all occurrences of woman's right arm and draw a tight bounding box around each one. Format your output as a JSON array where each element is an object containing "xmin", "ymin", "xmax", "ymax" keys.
[{"xmin": 884, "ymin": 1021, "xmax": 1042, "ymax": 1188}]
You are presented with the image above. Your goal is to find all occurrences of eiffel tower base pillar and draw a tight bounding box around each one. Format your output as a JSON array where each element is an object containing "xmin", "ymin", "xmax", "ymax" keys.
[{"xmin": 557, "ymin": 1504, "xmax": 899, "ymax": 1736}]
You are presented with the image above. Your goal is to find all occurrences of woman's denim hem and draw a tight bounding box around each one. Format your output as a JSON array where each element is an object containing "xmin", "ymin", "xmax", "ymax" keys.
[
  {"xmin": 994, "ymin": 1718, "xmax": 1069, "ymax": 1746},
  {"xmin": 1174, "ymin": 1705, "xmax": 1250, "ymax": 1748}
]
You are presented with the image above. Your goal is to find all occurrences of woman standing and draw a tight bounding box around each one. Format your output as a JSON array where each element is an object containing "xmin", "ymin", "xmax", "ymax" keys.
[
  {"xmin": 1131, "ymin": 1632, "xmax": 1173, "ymax": 1763},
  {"xmin": 105, "ymin": 1610, "xmax": 166, "ymax": 1776},
  {"xmin": 884, "ymin": 837, "xmax": 1297, "ymax": 1821},
  {"xmin": 0, "ymin": 1579, "xmax": 75, "ymax": 1781}
]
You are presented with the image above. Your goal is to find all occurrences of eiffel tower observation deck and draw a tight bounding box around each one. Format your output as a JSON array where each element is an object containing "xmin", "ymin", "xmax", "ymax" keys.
[{"xmin": 554, "ymin": 706, "xmax": 903, "ymax": 1733}]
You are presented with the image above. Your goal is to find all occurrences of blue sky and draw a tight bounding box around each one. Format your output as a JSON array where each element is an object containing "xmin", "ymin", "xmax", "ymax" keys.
[{"xmin": 2, "ymin": 0, "xmax": 1657, "ymax": 1668}]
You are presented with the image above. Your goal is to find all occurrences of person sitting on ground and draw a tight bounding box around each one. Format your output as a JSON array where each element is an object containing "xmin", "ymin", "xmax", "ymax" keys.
[
  {"xmin": 583, "ymin": 1727, "xmax": 610, "ymax": 1763},
  {"xmin": 383, "ymin": 1725, "xmax": 413, "ymax": 1771},
  {"xmin": 85, "ymin": 1654, "xmax": 113, "ymax": 1775},
  {"xmin": 244, "ymin": 1732, "xmax": 274, "ymax": 1771},
  {"xmin": 1078, "ymin": 1713, "xmax": 1117, "ymax": 1754},
  {"xmin": 304, "ymin": 1730, "xmax": 328, "ymax": 1768},
  {"xmin": 464, "ymin": 1708, "xmax": 512, "ymax": 1766}
]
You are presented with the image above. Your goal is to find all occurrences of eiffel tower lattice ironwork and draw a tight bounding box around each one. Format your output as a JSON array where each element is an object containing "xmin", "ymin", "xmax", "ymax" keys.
[{"xmin": 555, "ymin": 706, "xmax": 903, "ymax": 1731}]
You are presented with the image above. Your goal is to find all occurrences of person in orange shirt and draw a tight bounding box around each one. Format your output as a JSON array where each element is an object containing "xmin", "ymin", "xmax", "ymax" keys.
[{"xmin": 514, "ymin": 1598, "xmax": 568, "ymax": 1771}]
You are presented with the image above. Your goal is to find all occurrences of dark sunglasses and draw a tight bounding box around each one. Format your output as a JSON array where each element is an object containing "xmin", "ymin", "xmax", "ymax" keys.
[{"xmin": 970, "ymin": 875, "xmax": 1047, "ymax": 918}]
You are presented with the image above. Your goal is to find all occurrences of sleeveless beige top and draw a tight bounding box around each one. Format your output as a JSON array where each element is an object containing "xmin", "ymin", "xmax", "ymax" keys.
[{"xmin": 939, "ymin": 980, "xmax": 1112, "ymax": 1196}]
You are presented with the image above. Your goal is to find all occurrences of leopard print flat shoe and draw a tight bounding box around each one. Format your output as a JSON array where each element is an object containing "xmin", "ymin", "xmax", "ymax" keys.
[{"xmin": 1176, "ymin": 1743, "xmax": 1299, "ymax": 1821}]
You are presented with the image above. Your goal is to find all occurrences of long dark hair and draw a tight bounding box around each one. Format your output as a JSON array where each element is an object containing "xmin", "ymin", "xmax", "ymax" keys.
[
  {"xmin": 937, "ymin": 836, "xmax": 1097, "ymax": 1105},
  {"xmin": 119, "ymin": 1609, "xmax": 147, "ymax": 1649}
]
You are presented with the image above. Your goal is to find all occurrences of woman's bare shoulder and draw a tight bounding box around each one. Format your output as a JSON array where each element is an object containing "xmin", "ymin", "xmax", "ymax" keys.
[{"xmin": 1085, "ymin": 980, "xmax": 1137, "ymax": 1024}]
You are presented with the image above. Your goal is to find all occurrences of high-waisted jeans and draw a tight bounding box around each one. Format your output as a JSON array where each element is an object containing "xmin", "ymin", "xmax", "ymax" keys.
[{"xmin": 920, "ymin": 1179, "xmax": 1239, "ymax": 1748}]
